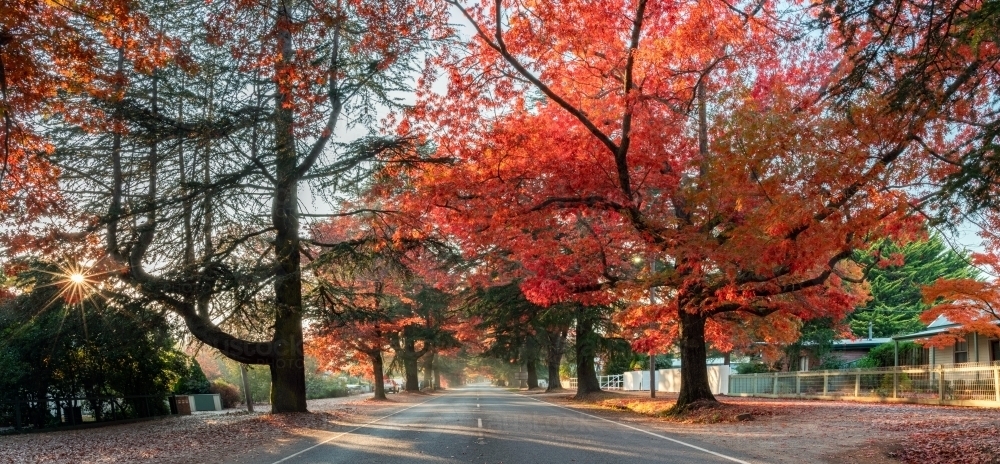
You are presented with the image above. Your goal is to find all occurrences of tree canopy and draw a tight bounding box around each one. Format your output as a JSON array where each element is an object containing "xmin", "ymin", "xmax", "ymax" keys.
[
  {"xmin": 3, "ymin": 0, "xmax": 1000, "ymax": 413},
  {"xmin": 849, "ymin": 234, "xmax": 979, "ymax": 338}
]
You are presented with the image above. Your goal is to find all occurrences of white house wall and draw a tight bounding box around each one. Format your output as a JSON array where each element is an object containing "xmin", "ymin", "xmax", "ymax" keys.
[
  {"xmin": 975, "ymin": 336, "xmax": 991, "ymax": 362},
  {"xmin": 622, "ymin": 366, "xmax": 730, "ymax": 395},
  {"xmin": 926, "ymin": 335, "xmax": 994, "ymax": 365}
]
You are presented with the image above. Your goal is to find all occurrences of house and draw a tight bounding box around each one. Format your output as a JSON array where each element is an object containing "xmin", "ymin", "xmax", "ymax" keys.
[
  {"xmin": 828, "ymin": 338, "xmax": 893, "ymax": 367},
  {"xmin": 891, "ymin": 315, "xmax": 1000, "ymax": 366}
]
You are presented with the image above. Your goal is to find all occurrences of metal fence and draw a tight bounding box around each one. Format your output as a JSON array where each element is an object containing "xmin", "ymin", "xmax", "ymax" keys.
[
  {"xmin": 1, "ymin": 394, "xmax": 173, "ymax": 432},
  {"xmin": 599, "ymin": 374, "xmax": 623, "ymax": 390},
  {"xmin": 562, "ymin": 376, "xmax": 623, "ymax": 390},
  {"xmin": 729, "ymin": 362, "xmax": 1000, "ymax": 406}
]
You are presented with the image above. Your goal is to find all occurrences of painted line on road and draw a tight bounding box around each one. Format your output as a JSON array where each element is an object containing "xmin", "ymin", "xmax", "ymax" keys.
[
  {"xmin": 518, "ymin": 394, "xmax": 751, "ymax": 464},
  {"xmin": 477, "ymin": 418, "xmax": 482, "ymax": 428},
  {"xmin": 270, "ymin": 396, "xmax": 443, "ymax": 464}
]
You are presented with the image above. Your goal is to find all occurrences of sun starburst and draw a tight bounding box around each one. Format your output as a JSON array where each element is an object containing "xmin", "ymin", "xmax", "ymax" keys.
[{"xmin": 48, "ymin": 262, "xmax": 98, "ymax": 305}]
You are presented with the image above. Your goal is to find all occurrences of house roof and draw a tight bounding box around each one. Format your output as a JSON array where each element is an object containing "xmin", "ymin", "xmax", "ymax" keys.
[
  {"xmin": 831, "ymin": 338, "xmax": 893, "ymax": 349},
  {"xmin": 892, "ymin": 324, "xmax": 960, "ymax": 342}
]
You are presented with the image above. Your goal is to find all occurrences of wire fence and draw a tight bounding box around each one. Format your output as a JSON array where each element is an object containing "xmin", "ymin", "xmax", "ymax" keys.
[
  {"xmin": 0, "ymin": 394, "xmax": 174, "ymax": 433},
  {"xmin": 729, "ymin": 361, "xmax": 1000, "ymax": 406}
]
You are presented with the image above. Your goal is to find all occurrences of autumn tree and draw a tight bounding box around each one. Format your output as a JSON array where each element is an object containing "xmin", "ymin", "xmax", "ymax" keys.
[
  {"xmin": 306, "ymin": 210, "xmax": 462, "ymax": 396},
  {"xmin": 395, "ymin": 0, "xmax": 962, "ymax": 409},
  {"xmin": 50, "ymin": 0, "xmax": 448, "ymax": 412},
  {"xmin": 815, "ymin": 0, "xmax": 1000, "ymax": 215},
  {"xmin": 460, "ymin": 273, "xmax": 598, "ymax": 392},
  {"xmin": 815, "ymin": 0, "xmax": 1000, "ymax": 351}
]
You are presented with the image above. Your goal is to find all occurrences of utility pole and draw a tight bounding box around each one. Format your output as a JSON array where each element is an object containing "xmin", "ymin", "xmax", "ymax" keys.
[
  {"xmin": 241, "ymin": 364, "xmax": 254, "ymax": 412},
  {"xmin": 650, "ymin": 352, "xmax": 656, "ymax": 398},
  {"xmin": 649, "ymin": 255, "xmax": 657, "ymax": 398}
]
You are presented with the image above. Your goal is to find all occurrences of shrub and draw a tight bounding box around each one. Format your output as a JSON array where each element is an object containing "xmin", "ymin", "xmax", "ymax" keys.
[
  {"xmin": 856, "ymin": 341, "xmax": 923, "ymax": 368},
  {"xmin": 173, "ymin": 358, "xmax": 211, "ymax": 394},
  {"xmin": 210, "ymin": 379, "xmax": 242, "ymax": 409},
  {"xmin": 736, "ymin": 362, "xmax": 771, "ymax": 374},
  {"xmin": 306, "ymin": 374, "xmax": 348, "ymax": 399}
]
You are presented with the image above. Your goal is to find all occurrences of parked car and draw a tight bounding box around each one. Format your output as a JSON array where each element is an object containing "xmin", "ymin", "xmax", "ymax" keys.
[{"xmin": 384, "ymin": 379, "xmax": 399, "ymax": 393}]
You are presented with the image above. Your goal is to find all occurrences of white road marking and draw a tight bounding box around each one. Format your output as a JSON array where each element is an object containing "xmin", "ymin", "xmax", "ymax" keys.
[
  {"xmin": 270, "ymin": 396, "xmax": 442, "ymax": 464},
  {"xmin": 476, "ymin": 416, "xmax": 486, "ymax": 444},
  {"xmin": 518, "ymin": 394, "xmax": 751, "ymax": 464}
]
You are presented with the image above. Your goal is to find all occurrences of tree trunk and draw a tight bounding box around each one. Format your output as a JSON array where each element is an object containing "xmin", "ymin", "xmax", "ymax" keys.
[
  {"xmin": 575, "ymin": 307, "xmax": 602, "ymax": 396},
  {"xmin": 433, "ymin": 366, "xmax": 442, "ymax": 390},
  {"xmin": 674, "ymin": 308, "xmax": 716, "ymax": 411},
  {"xmin": 371, "ymin": 351, "xmax": 386, "ymax": 400},
  {"xmin": 421, "ymin": 350, "xmax": 434, "ymax": 391},
  {"xmin": 525, "ymin": 336, "xmax": 539, "ymax": 389},
  {"xmin": 269, "ymin": 2, "xmax": 307, "ymax": 413},
  {"xmin": 544, "ymin": 326, "xmax": 567, "ymax": 391},
  {"xmin": 526, "ymin": 357, "xmax": 539, "ymax": 389},
  {"xmin": 402, "ymin": 338, "xmax": 421, "ymax": 391}
]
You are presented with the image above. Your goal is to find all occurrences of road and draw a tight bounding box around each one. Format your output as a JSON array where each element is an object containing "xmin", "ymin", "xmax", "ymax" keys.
[{"xmin": 252, "ymin": 386, "xmax": 756, "ymax": 464}]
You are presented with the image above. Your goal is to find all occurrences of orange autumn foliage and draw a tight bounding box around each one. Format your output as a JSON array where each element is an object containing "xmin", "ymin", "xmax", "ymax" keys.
[
  {"xmin": 1, "ymin": 0, "xmax": 170, "ymax": 256},
  {"xmin": 921, "ymin": 248, "xmax": 1000, "ymax": 347},
  {"xmin": 385, "ymin": 0, "xmax": 981, "ymax": 404}
]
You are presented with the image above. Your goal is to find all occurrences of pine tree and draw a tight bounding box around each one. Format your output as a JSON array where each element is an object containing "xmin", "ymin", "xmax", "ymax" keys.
[{"xmin": 849, "ymin": 234, "xmax": 979, "ymax": 337}]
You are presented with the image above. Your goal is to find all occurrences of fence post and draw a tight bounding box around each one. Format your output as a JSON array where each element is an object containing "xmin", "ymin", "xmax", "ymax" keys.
[
  {"xmin": 795, "ymin": 374, "xmax": 801, "ymax": 395},
  {"xmin": 938, "ymin": 364, "xmax": 945, "ymax": 403},
  {"xmin": 752, "ymin": 373, "xmax": 758, "ymax": 396},
  {"xmin": 823, "ymin": 373, "xmax": 829, "ymax": 396},
  {"xmin": 893, "ymin": 366, "xmax": 898, "ymax": 399},
  {"xmin": 993, "ymin": 366, "xmax": 1000, "ymax": 403},
  {"xmin": 14, "ymin": 395, "xmax": 22, "ymax": 430},
  {"xmin": 773, "ymin": 373, "xmax": 779, "ymax": 395},
  {"xmin": 854, "ymin": 370, "xmax": 860, "ymax": 397}
]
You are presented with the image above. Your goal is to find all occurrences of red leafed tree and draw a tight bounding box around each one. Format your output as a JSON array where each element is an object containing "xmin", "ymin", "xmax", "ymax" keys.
[
  {"xmin": 307, "ymin": 284, "xmax": 423, "ymax": 400},
  {"xmin": 306, "ymin": 213, "xmax": 411, "ymax": 400},
  {"xmin": 306, "ymin": 212, "xmax": 462, "ymax": 397},
  {"xmin": 921, "ymin": 230, "xmax": 1000, "ymax": 346},
  {"xmin": 394, "ymin": 0, "xmax": 959, "ymax": 408}
]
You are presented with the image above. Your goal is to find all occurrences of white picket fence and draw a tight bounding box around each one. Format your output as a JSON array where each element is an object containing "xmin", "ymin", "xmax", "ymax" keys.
[
  {"xmin": 567, "ymin": 367, "xmax": 732, "ymax": 395},
  {"xmin": 729, "ymin": 362, "xmax": 1000, "ymax": 407}
]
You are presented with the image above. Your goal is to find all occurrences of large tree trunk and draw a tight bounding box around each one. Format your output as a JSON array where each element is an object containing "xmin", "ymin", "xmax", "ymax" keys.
[
  {"xmin": 401, "ymin": 338, "xmax": 421, "ymax": 391},
  {"xmin": 525, "ymin": 336, "xmax": 539, "ymax": 389},
  {"xmin": 575, "ymin": 307, "xmax": 602, "ymax": 396},
  {"xmin": 526, "ymin": 357, "xmax": 539, "ymax": 389},
  {"xmin": 545, "ymin": 326, "xmax": 568, "ymax": 391},
  {"xmin": 421, "ymin": 350, "xmax": 434, "ymax": 390},
  {"xmin": 674, "ymin": 308, "xmax": 716, "ymax": 411},
  {"xmin": 371, "ymin": 351, "xmax": 387, "ymax": 400},
  {"xmin": 269, "ymin": 2, "xmax": 307, "ymax": 413}
]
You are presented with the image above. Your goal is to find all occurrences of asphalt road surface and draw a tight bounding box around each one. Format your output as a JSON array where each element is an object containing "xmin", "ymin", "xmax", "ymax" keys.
[{"xmin": 257, "ymin": 386, "xmax": 756, "ymax": 464}]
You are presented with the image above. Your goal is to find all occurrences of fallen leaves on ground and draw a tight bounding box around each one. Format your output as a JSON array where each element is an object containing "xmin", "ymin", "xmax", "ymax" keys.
[
  {"xmin": 0, "ymin": 395, "xmax": 399, "ymax": 464},
  {"xmin": 554, "ymin": 391, "xmax": 1000, "ymax": 463}
]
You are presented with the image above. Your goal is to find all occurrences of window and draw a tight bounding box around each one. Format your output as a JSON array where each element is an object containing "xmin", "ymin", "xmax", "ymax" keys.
[
  {"xmin": 954, "ymin": 339, "xmax": 969, "ymax": 364},
  {"xmin": 991, "ymin": 340, "xmax": 999, "ymax": 363}
]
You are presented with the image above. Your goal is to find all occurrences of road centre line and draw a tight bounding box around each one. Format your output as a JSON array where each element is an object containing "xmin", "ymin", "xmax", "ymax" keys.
[
  {"xmin": 518, "ymin": 394, "xmax": 751, "ymax": 464},
  {"xmin": 478, "ymin": 418, "xmax": 482, "ymax": 428},
  {"xmin": 271, "ymin": 395, "xmax": 443, "ymax": 464}
]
